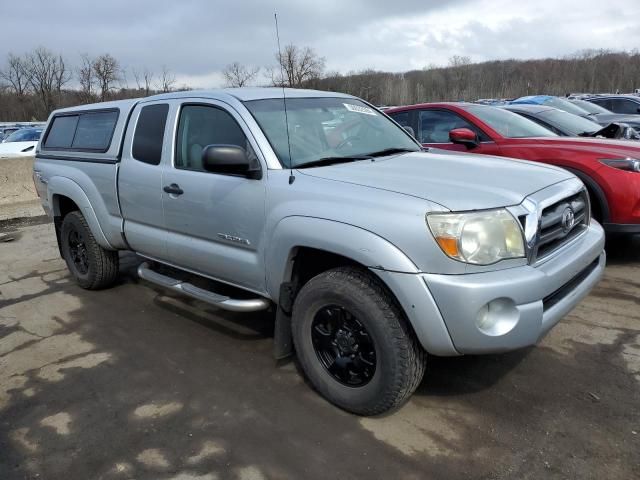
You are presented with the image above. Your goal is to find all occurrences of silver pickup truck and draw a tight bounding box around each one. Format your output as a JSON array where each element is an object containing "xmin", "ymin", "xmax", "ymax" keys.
[{"xmin": 34, "ymin": 88, "xmax": 605, "ymax": 415}]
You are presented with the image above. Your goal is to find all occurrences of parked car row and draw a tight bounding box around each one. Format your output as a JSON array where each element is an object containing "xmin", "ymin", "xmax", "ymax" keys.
[
  {"xmin": 387, "ymin": 101, "xmax": 640, "ymax": 235},
  {"xmin": 0, "ymin": 122, "xmax": 45, "ymax": 141},
  {"xmin": 509, "ymin": 95, "xmax": 640, "ymax": 138}
]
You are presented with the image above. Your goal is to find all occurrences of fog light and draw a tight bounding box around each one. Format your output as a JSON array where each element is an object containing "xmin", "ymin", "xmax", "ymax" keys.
[{"xmin": 476, "ymin": 298, "xmax": 519, "ymax": 336}]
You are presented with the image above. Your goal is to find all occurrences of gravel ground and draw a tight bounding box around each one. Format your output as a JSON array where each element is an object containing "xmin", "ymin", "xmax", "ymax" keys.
[{"xmin": 0, "ymin": 219, "xmax": 638, "ymax": 479}]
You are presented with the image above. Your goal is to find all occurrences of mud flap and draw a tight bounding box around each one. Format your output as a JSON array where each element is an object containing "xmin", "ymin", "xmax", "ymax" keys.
[
  {"xmin": 273, "ymin": 282, "xmax": 295, "ymax": 359},
  {"xmin": 53, "ymin": 215, "xmax": 64, "ymax": 258}
]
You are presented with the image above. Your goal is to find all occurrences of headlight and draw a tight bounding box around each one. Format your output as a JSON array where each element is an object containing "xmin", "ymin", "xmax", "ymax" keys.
[
  {"xmin": 427, "ymin": 209, "xmax": 525, "ymax": 265},
  {"xmin": 623, "ymin": 127, "xmax": 640, "ymax": 140},
  {"xmin": 599, "ymin": 158, "xmax": 640, "ymax": 172}
]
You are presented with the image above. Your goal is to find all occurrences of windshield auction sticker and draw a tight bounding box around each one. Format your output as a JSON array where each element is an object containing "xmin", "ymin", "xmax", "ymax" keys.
[{"xmin": 344, "ymin": 103, "xmax": 378, "ymax": 116}]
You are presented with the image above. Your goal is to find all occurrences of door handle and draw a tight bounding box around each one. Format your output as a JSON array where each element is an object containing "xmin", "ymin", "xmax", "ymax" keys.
[{"xmin": 163, "ymin": 183, "xmax": 184, "ymax": 195}]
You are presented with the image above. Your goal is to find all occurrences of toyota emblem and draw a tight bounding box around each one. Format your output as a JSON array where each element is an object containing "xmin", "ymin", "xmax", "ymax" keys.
[{"xmin": 561, "ymin": 207, "xmax": 575, "ymax": 232}]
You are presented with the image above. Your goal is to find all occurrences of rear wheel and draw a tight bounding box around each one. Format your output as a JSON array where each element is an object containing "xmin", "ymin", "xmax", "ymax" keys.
[
  {"xmin": 292, "ymin": 266, "xmax": 427, "ymax": 415},
  {"xmin": 60, "ymin": 211, "xmax": 119, "ymax": 289}
]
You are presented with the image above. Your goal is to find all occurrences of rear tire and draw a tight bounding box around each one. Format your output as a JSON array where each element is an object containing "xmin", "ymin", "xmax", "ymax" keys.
[
  {"xmin": 291, "ymin": 266, "xmax": 426, "ymax": 416},
  {"xmin": 60, "ymin": 211, "xmax": 119, "ymax": 290}
]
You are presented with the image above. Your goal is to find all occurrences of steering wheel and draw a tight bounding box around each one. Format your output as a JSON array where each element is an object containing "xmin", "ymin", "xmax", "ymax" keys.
[{"xmin": 335, "ymin": 135, "xmax": 362, "ymax": 150}]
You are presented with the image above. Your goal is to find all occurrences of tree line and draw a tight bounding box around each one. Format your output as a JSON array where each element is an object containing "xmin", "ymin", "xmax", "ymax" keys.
[
  {"xmin": 2, "ymin": 46, "xmax": 639, "ymax": 121},
  {"xmin": 310, "ymin": 50, "xmax": 640, "ymax": 107},
  {"xmin": 0, "ymin": 47, "xmax": 179, "ymax": 121}
]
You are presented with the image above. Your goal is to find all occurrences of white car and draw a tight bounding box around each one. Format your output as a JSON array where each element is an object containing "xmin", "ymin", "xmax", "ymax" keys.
[{"xmin": 0, "ymin": 128, "xmax": 43, "ymax": 158}]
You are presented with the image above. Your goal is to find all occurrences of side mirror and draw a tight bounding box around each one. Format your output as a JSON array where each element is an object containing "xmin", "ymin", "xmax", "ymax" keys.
[
  {"xmin": 402, "ymin": 125, "xmax": 416, "ymax": 137},
  {"xmin": 449, "ymin": 128, "xmax": 479, "ymax": 149},
  {"xmin": 202, "ymin": 144, "xmax": 261, "ymax": 179}
]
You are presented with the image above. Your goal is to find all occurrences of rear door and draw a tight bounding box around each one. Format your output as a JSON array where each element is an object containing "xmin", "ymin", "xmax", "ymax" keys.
[
  {"xmin": 387, "ymin": 110, "xmax": 418, "ymax": 139},
  {"xmin": 609, "ymin": 98, "xmax": 640, "ymax": 115},
  {"xmin": 161, "ymin": 100, "xmax": 267, "ymax": 293},
  {"xmin": 589, "ymin": 98, "xmax": 613, "ymax": 111},
  {"xmin": 119, "ymin": 101, "xmax": 171, "ymax": 259},
  {"xmin": 415, "ymin": 109, "xmax": 502, "ymax": 155}
]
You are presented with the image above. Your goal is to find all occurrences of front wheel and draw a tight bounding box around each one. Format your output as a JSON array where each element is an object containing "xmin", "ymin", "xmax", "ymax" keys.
[
  {"xmin": 60, "ymin": 211, "xmax": 119, "ymax": 290},
  {"xmin": 292, "ymin": 267, "xmax": 427, "ymax": 415}
]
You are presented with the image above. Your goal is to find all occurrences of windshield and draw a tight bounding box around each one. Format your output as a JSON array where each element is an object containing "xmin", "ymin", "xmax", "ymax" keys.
[
  {"xmin": 243, "ymin": 97, "xmax": 420, "ymax": 168},
  {"xmin": 466, "ymin": 106, "xmax": 557, "ymax": 138},
  {"xmin": 569, "ymin": 99, "xmax": 611, "ymax": 115},
  {"xmin": 538, "ymin": 109, "xmax": 601, "ymax": 135},
  {"xmin": 540, "ymin": 97, "xmax": 590, "ymax": 116},
  {"xmin": 5, "ymin": 128, "xmax": 42, "ymax": 143}
]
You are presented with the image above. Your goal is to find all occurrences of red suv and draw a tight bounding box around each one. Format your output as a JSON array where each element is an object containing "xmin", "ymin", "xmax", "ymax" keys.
[{"xmin": 387, "ymin": 103, "xmax": 640, "ymax": 234}]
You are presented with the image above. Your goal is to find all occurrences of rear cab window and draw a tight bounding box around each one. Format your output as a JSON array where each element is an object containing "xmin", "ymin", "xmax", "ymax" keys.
[
  {"xmin": 132, "ymin": 104, "xmax": 170, "ymax": 165},
  {"xmin": 43, "ymin": 109, "xmax": 119, "ymax": 152}
]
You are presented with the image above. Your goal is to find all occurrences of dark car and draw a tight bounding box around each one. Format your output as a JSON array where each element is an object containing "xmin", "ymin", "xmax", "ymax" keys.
[
  {"xmin": 586, "ymin": 95, "xmax": 640, "ymax": 115},
  {"xmin": 502, "ymin": 104, "xmax": 640, "ymax": 140},
  {"xmin": 568, "ymin": 98, "xmax": 640, "ymax": 130},
  {"xmin": 386, "ymin": 102, "xmax": 640, "ymax": 234}
]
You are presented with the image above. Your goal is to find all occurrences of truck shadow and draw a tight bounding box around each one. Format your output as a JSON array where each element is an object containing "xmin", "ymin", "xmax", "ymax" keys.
[
  {"xmin": 605, "ymin": 233, "xmax": 640, "ymax": 264},
  {"xmin": 2, "ymin": 236, "xmax": 639, "ymax": 480},
  {"xmin": 416, "ymin": 349, "xmax": 532, "ymax": 397}
]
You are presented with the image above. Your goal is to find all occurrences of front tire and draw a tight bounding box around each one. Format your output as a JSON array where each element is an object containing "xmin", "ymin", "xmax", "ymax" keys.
[
  {"xmin": 292, "ymin": 267, "xmax": 426, "ymax": 416},
  {"xmin": 60, "ymin": 211, "xmax": 119, "ymax": 290}
]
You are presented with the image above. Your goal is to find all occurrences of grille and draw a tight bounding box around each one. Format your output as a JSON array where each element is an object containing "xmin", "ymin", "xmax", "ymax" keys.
[
  {"xmin": 543, "ymin": 257, "xmax": 599, "ymax": 311},
  {"xmin": 534, "ymin": 190, "xmax": 589, "ymax": 261}
]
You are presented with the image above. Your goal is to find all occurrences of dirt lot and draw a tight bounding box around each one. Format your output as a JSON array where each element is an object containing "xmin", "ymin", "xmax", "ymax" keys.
[{"xmin": 0, "ymin": 219, "xmax": 638, "ymax": 480}]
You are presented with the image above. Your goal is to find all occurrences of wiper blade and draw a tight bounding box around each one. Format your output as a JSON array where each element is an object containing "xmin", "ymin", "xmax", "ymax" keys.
[
  {"xmin": 363, "ymin": 147, "xmax": 418, "ymax": 157},
  {"xmin": 295, "ymin": 156, "xmax": 372, "ymax": 169}
]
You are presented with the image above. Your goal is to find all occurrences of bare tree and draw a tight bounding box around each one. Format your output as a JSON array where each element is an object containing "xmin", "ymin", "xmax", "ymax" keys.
[
  {"xmin": 271, "ymin": 44, "xmax": 325, "ymax": 87},
  {"xmin": 133, "ymin": 67, "xmax": 154, "ymax": 95},
  {"xmin": 143, "ymin": 68, "xmax": 154, "ymax": 95},
  {"xmin": 448, "ymin": 55, "xmax": 472, "ymax": 68},
  {"xmin": 222, "ymin": 62, "xmax": 260, "ymax": 87},
  {"xmin": 93, "ymin": 53, "xmax": 120, "ymax": 101},
  {"xmin": 78, "ymin": 54, "xmax": 96, "ymax": 102},
  {"xmin": 157, "ymin": 65, "xmax": 176, "ymax": 93},
  {"xmin": 0, "ymin": 53, "xmax": 31, "ymax": 96},
  {"xmin": 26, "ymin": 47, "xmax": 72, "ymax": 116}
]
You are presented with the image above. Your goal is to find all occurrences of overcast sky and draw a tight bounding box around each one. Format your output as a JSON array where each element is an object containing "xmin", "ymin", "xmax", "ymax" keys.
[{"xmin": 2, "ymin": 0, "xmax": 639, "ymax": 88}]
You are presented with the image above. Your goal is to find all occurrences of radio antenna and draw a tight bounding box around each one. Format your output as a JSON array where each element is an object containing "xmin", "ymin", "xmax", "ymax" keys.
[{"xmin": 274, "ymin": 12, "xmax": 295, "ymax": 185}]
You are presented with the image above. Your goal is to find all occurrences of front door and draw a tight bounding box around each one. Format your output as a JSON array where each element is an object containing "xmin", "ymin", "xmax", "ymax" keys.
[
  {"xmin": 162, "ymin": 101, "xmax": 267, "ymax": 293},
  {"xmin": 417, "ymin": 109, "xmax": 502, "ymax": 155}
]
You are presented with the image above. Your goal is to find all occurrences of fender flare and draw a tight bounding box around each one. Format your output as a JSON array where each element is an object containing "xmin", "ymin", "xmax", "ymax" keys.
[
  {"xmin": 265, "ymin": 216, "xmax": 419, "ymax": 299},
  {"xmin": 47, "ymin": 176, "xmax": 114, "ymax": 250},
  {"xmin": 267, "ymin": 216, "xmax": 458, "ymax": 357}
]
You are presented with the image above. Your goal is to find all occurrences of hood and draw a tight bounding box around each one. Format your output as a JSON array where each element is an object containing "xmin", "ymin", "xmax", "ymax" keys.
[
  {"xmin": 297, "ymin": 151, "xmax": 573, "ymax": 211},
  {"xmin": 504, "ymin": 136, "xmax": 640, "ymax": 158},
  {"xmin": 593, "ymin": 113, "xmax": 640, "ymax": 128}
]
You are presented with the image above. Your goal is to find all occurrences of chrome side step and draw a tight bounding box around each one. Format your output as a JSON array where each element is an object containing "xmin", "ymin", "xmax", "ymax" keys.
[{"xmin": 137, "ymin": 262, "xmax": 270, "ymax": 312}]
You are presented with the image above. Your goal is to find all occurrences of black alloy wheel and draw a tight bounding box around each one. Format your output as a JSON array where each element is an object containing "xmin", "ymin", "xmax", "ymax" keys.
[
  {"xmin": 311, "ymin": 305, "xmax": 376, "ymax": 387},
  {"xmin": 67, "ymin": 227, "xmax": 89, "ymax": 275}
]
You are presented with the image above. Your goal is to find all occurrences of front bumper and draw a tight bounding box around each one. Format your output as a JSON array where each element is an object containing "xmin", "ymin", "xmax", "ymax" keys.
[{"xmin": 375, "ymin": 222, "xmax": 605, "ymax": 356}]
